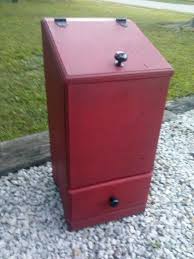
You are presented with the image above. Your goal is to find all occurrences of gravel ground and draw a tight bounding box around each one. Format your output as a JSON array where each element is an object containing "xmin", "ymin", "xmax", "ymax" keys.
[{"xmin": 0, "ymin": 110, "xmax": 194, "ymax": 259}]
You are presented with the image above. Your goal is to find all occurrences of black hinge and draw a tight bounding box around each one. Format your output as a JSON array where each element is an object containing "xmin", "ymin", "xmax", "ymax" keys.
[
  {"xmin": 54, "ymin": 18, "xmax": 67, "ymax": 27},
  {"xmin": 116, "ymin": 18, "xmax": 128, "ymax": 27}
]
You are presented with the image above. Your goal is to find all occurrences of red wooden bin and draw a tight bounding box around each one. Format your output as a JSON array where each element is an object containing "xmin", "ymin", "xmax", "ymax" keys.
[{"xmin": 41, "ymin": 18, "xmax": 173, "ymax": 230}]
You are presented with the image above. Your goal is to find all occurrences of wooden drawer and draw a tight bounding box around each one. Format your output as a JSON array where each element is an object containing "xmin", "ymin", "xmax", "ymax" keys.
[{"xmin": 68, "ymin": 172, "xmax": 152, "ymax": 224}]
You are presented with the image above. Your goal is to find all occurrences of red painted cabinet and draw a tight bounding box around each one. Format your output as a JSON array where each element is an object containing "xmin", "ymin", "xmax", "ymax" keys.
[{"xmin": 41, "ymin": 18, "xmax": 173, "ymax": 230}]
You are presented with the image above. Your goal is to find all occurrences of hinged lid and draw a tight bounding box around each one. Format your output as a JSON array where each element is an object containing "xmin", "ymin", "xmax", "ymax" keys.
[{"xmin": 42, "ymin": 18, "xmax": 173, "ymax": 83}]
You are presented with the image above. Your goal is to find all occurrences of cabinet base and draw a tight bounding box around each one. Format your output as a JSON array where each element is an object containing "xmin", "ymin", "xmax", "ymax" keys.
[{"xmin": 67, "ymin": 203, "xmax": 146, "ymax": 231}]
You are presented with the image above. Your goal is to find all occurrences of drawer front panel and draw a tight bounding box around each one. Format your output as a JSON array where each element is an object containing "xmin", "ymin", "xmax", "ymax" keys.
[{"xmin": 69, "ymin": 172, "xmax": 152, "ymax": 221}]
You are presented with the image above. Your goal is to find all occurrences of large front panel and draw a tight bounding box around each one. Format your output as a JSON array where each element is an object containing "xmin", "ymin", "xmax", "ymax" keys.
[{"xmin": 68, "ymin": 77, "xmax": 170, "ymax": 189}]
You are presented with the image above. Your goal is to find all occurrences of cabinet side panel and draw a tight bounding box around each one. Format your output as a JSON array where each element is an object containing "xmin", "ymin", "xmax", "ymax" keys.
[{"xmin": 41, "ymin": 21, "xmax": 70, "ymax": 219}]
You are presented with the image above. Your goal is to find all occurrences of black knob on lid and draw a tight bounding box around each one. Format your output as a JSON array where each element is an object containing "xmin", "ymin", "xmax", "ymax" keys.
[
  {"xmin": 114, "ymin": 51, "xmax": 128, "ymax": 67},
  {"xmin": 109, "ymin": 196, "xmax": 119, "ymax": 208}
]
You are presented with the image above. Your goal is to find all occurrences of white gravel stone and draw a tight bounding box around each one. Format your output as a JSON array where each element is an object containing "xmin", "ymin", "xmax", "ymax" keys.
[{"xmin": 0, "ymin": 110, "xmax": 194, "ymax": 259}]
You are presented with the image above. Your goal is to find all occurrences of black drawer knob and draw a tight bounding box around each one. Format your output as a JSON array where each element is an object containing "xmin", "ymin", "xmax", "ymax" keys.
[
  {"xmin": 109, "ymin": 196, "xmax": 119, "ymax": 208},
  {"xmin": 114, "ymin": 51, "xmax": 128, "ymax": 67}
]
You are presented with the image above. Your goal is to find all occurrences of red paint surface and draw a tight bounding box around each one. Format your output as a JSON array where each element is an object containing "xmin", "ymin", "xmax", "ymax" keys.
[
  {"xmin": 44, "ymin": 18, "xmax": 172, "ymax": 80},
  {"xmin": 41, "ymin": 18, "xmax": 173, "ymax": 230},
  {"xmin": 68, "ymin": 77, "xmax": 170, "ymax": 188},
  {"xmin": 69, "ymin": 172, "xmax": 151, "ymax": 221}
]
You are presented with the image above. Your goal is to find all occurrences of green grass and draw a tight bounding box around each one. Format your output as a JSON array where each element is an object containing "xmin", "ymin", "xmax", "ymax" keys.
[{"xmin": 0, "ymin": 0, "xmax": 194, "ymax": 141}]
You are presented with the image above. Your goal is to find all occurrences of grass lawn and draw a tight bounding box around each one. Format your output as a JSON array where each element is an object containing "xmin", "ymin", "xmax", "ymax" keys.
[{"xmin": 0, "ymin": 0, "xmax": 194, "ymax": 141}]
